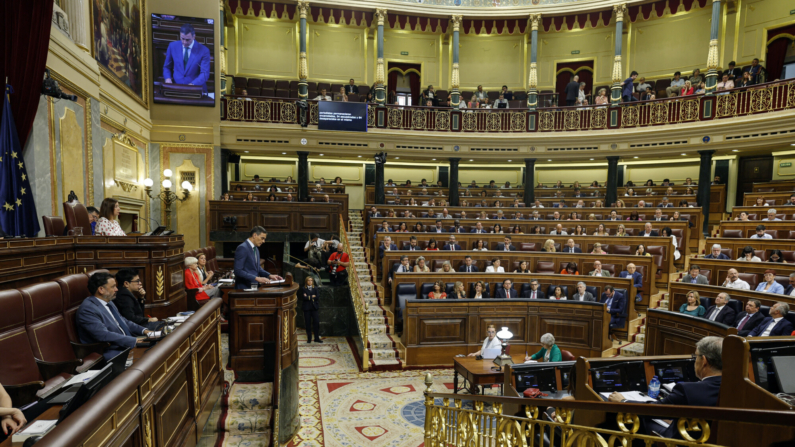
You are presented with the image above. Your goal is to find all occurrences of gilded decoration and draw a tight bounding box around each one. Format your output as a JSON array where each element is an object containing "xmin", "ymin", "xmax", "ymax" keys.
[
  {"xmin": 538, "ymin": 111, "xmax": 555, "ymax": 131},
  {"xmin": 283, "ymin": 310, "xmax": 290, "ymax": 350},
  {"xmin": 281, "ymin": 102, "xmax": 297, "ymax": 123},
  {"xmin": 462, "ymin": 112, "xmax": 477, "ymax": 131},
  {"xmin": 716, "ymin": 94, "xmax": 736, "ymax": 117},
  {"xmin": 612, "ymin": 55, "xmax": 623, "ymax": 83},
  {"xmin": 254, "ymin": 100, "xmax": 271, "ymax": 121},
  {"xmin": 388, "ymin": 108, "xmax": 403, "ymax": 128},
  {"xmin": 529, "ymin": 62, "xmax": 538, "ymax": 90},
  {"xmin": 297, "ymin": 0, "xmax": 309, "ymax": 19},
  {"xmin": 143, "ymin": 407, "xmax": 154, "ymax": 447},
  {"xmin": 590, "ymin": 107, "xmax": 607, "ymax": 129},
  {"xmin": 412, "ymin": 109, "xmax": 428, "ymax": 129},
  {"xmin": 750, "ymin": 88, "xmax": 772, "ymax": 113},
  {"xmin": 59, "ymin": 108, "xmax": 85, "ymax": 204},
  {"xmin": 227, "ymin": 99, "xmax": 244, "ymax": 119},
  {"xmin": 299, "ymin": 51, "xmax": 308, "ymax": 81},
  {"xmin": 564, "ymin": 109, "xmax": 580, "ymax": 130},
  {"xmin": 510, "ymin": 112, "xmax": 525, "ymax": 131},
  {"xmin": 680, "ymin": 99, "xmax": 699, "ymax": 121},
  {"xmin": 86, "ymin": 98, "xmax": 94, "ymax": 207},
  {"xmin": 310, "ymin": 102, "xmax": 319, "ymax": 124},
  {"xmin": 788, "ymin": 83, "xmax": 795, "ymax": 108},
  {"xmin": 613, "ymin": 3, "xmax": 626, "ymax": 22},
  {"xmin": 622, "ymin": 105, "xmax": 639, "ymax": 127},
  {"xmin": 706, "ymin": 39, "xmax": 720, "ymax": 70},
  {"xmin": 435, "ymin": 111, "xmax": 450, "ymax": 131},
  {"xmin": 191, "ymin": 351, "xmax": 200, "ymax": 416},
  {"xmin": 451, "ymin": 15, "xmax": 462, "ymax": 32},
  {"xmin": 529, "ymin": 13, "xmax": 541, "ymax": 31},
  {"xmin": 650, "ymin": 101, "xmax": 669, "ymax": 124},
  {"xmin": 367, "ymin": 105, "xmax": 376, "ymax": 127},
  {"xmin": 486, "ymin": 113, "xmax": 501, "ymax": 131},
  {"xmin": 156, "ymin": 266, "xmax": 165, "ymax": 300}
]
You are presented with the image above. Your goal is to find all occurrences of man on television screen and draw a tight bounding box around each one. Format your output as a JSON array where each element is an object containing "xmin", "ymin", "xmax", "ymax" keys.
[{"xmin": 163, "ymin": 24, "xmax": 211, "ymax": 92}]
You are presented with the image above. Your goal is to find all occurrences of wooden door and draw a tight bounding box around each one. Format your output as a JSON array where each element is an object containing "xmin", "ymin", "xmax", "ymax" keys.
[{"xmin": 736, "ymin": 156, "xmax": 773, "ymax": 206}]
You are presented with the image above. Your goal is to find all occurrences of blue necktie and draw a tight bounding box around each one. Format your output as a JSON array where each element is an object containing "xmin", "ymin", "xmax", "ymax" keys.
[{"xmin": 107, "ymin": 302, "xmax": 127, "ymax": 335}]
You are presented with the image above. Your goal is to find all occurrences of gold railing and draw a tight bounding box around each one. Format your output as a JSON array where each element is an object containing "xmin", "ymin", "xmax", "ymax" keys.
[
  {"xmin": 421, "ymin": 373, "xmax": 795, "ymax": 447},
  {"xmin": 340, "ymin": 215, "xmax": 370, "ymax": 370}
]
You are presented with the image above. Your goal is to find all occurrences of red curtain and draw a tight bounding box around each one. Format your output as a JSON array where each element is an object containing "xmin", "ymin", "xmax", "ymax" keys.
[
  {"xmin": 766, "ymin": 25, "xmax": 795, "ymax": 81},
  {"xmin": 1, "ymin": 0, "xmax": 54, "ymax": 149},
  {"xmin": 554, "ymin": 61, "xmax": 594, "ymax": 105},
  {"xmin": 387, "ymin": 63, "xmax": 421, "ymax": 104}
]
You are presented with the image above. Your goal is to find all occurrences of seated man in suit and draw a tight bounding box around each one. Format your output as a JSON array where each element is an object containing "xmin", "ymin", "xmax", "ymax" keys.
[
  {"xmin": 76, "ymin": 272, "xmax": 155, "ymax": 360},
  {"xmin": 114, "ymin": 268, "xmax": 157, "ymax": 328},
  {"xmin": 495, "ymin": 279, "xmax": 518, "ymax": 299},
  {"xmin": 681, "ymin": 264, "xmax": 709, "ymax": 285},
  {"xmin": 600, "ymin": 285, "xmax": 626, "ymax": 331},
  {"xmin": 523, "ymin": 279, "xmax": 546, "ymax": 299},
  {"xmin": 388, "ymin": 255, "xmax": 411, "ymax": 285},
  {"xmin": 733, "ymin": 299, "xmax": 765, "ymax": 336},
  {"xmin": 786, "ymin": 273, "xmax": 795, "ymax": 296},
  {"xmin": 704, "ymin": 244, "xmax": 730, "ymax": 260},
  {"xmin": 641, "ymin": 222, "xmax": 659, "ymax": 237},
  {"xmin": 430, "ymin": 220, "xmax": 446, "ymax": 233},
  {"xmin": 749, "ymin": 302, "xmax": 795, "ymax": 336},
  {"xmin": 619, "ymin": 263, "xmax": 643, "ymax": 303},
  {"xmin": 550, "ymin": 223, "xmax": 567, "ymax": 235},
  {"xmin": 497, "ymin": 236, "xmax": 517, "ymax": 252},
  {"xmin": 659, "ymin": 197, "xmax": 674, "ymax": 208},
  {"xmin": 572, "ymin": 282, "xmax": 595, "ymax": 302},
  {"xmin": 471, "ymin": 222, "xmax": 488, "ymax": 233},
  {"xmin": 607, "ymin": 210, "xmax": 620, "ymax": 221},
  {"xmin": 449, "ymin": 220, "xmax": 466, "ymax": 233},
  {"xmin": 442, "ymin": 235, "xmax": 462, "ymax": 251},
  {"xmin": 589, "ymin": 260, "xmax": 612, "ymax": 277},
  {"xmin": 636, "ymin": 200, "xmax": 646, "ymax": 208},
  {"xmin": 163, "ymin": 24, "xmax": 212, "ymax": 92},
  {"xmin": 528, "ymin": 210, "xmax": 541, "ymax": 220},
  {"xmin": 459, "ymin": 255, "xmax": 480, "ymax": 273},
  {"xmin": 376, "ymin": 221, "xmax": 392, "ymax": 235},
  {"xmin": 405, "ymin": 236, "xmax": 421, "ymax": 251},
  {"xmin": 721, "ymin": 268, "xmax": 750, "ymax": 289},
  {"xmin": 485, "ymin": 258, "xmax": 505, "ymax": 273},
  {"xmin": 234, "ymin": 226, "xmax": 283, "ymax": 289},
  {"xmin": 608, "ymin": 336, "xmax": 724, "ymax": 440},
  {"xmin": 562, "ymin": 239, "xmax": 582, "ymax": 254},
  {"xmin": 378, "ymin": 236, "xmax": 398, "ymax": 261},
  {"xmin": 344, "ymin": 79, "xmax": 359, "ymax": 95},
  {"xmin": 703, "ymin": 292, "xmax": 737, "ymax": 325},
  {"xmin": 651, "ymin": 209, "xmax": 668, "ymax": 222}
]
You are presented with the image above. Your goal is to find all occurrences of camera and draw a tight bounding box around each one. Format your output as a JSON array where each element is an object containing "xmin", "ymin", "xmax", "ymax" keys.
[
  {"xmin": 374, "ymin": 152, "xmax": 388, "ymax": 164},
  {"xmin": 41, "ymin": 70, "xmax": 78, "ymax": 102},
  {"xmin": 223, "ymin": 215, "xmax": 238, "ymax": 231}
]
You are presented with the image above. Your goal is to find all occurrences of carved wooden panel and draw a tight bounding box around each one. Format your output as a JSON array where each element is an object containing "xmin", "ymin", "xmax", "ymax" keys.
[
  {"xmin": 419, "ymin": 318, "xmax": 467, "ymax": 344},
  {"xmin": 300, "ymin": 214, "xmax": 330, "ymax": 230},
  {"xmin": 477, "ymin": 317, "xmax": 526, "ymax": 343},
  {"xmin": 538, "ymin": 318, "xmax": 591, "ymax": 348},
  {"xmin": 155, "ymin": 370, "xmax": 191, "ymax": 447},
  {"xmin": 260, "ymin": 213, "xmax": 290, "ymax": 230}
]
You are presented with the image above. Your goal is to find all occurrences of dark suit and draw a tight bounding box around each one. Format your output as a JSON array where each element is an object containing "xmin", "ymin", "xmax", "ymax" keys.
[
  {"xmin": 378, "ymin": 243, "xmax": 398, "ymax": 260},
  {"xmin": 785, "ymin": 285, "xmax": 795, "ymax": 296},
  {"xmin": 495, "ymin": 287, "xmax": 519, "ymax": 299},
  {"xmin": 600, "ymin": 291, "xmax": 626, "ymax": 328},
  {"xmin": 344, "ymin": 85, "xmax": 359, "ymax": 94},
  {"xmin": 523, "ymin": 289, "xmax": 546, "ymax": 299},
  {"xmin": 442, "ymin": 243, "xmax": 462, "ymax": 251},
  {"xmin": 652, "ymin": 217, "xmax": 669, "ymax": 221},
  {"xmin": 496, "ymin": 243, "xmax": 517, "ymax": 251},
  {"xmin": 681, "ymin": 274, "xmax": 709, "ymax": 285},
  {"xmin": 749, "ymin": 317, "xmax": 795, "ymax": 336},
  {"xmin": 641, "ymin": 230, "xmax": 660, "ymax": 236},
  {"xmin": 114, "ymin": 288, "xmax": 151, "ymax": 327},
  {"xmin": 430, "ymin": 227, "xmax": 446, "ymax": 233},
  {"xmin": 633, "ymin": 376, "xmax": 722, "ymax": 439},
  {"xmin": 723, "ymin": 67, "xmax": 742, "ymax": 79},
  {"xmin": 234, "ymin": 240, "xmax": 271, "ymax": 289},
  {"xmin": 733, "ymin": 311, "xmax": 765, "ymax": 336},
  {"xmin": 163, "ymin": 40, "xmax": 212, "ymax": 91},
  {"xmin": 471, "ymin": 228, "xmax": 488, "ymax": 233},
  {"xmin": 449, "ymin": 226, "xmax": 466, "ymax": 233},
  {"xmin": 299, "ymin": 285, "xmax": 321, "ymax": 341},
  {"xmin": 660, "ymin": 204, "xmax": 674, "ymax": 208},
  {"xmin": 619, "ymin": 271, "xmax": 643, "ymax": 302},
  {"xmin": 76, "ymin": 296, "xmax": 147, "ymax": 360},
  {"xmin": 564, "ymin": 81, "xmax": 580, "ymax": 106},
  {"xmin": 561, "ymin": 246, "xmax": 582, "ymax": 254},
  {"xmin": 705, "ymin": 253, "xmax": 730, "ymax": 260},
  {"xmin": 458, "ymin": 264, "xmax": 480, "ymax": 273},
  {"xmin": 406, "ymin": 245, "xmax": 421, "ymax": 251},
  {"xmin": 704, "ymin": 305, "xmax": 737, "ymax": 326}
]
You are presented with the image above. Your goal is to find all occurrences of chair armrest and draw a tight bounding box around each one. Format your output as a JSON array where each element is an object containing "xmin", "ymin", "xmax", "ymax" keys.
[
  {"xmin": 71, "ymin": 341, "xmax": 109, "ymax": 360},
  {"xmin": 4, "ymin": 382, "xmax": 45, "ymax": 407},
  {"xmin": 186, "ymin": 288, "xmax": 202, "ymax": 312},
  {"xmin": 36, "ymin": 358, "xmax": 82, "ymax": 380}
]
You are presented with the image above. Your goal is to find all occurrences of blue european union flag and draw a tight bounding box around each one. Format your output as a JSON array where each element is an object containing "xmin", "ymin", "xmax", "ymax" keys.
[{"xmin": 1, "ymin": 85, "xmax": 40, "ymax": 237}]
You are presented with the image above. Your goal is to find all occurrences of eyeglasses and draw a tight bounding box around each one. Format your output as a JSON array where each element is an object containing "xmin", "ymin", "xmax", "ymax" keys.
[
  {"xmin": 692, "ymin": 353, "xmax": 702, "ymax": 361},
  {"xmin": 130, "ymin": 279, "xmax": 142, "ymax": 284}
]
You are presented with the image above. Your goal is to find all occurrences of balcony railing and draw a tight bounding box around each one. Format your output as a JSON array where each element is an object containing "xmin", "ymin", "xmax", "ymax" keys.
[{"xmin": 221, "ymin": 80, "xmax": 795, "ymax": 133}]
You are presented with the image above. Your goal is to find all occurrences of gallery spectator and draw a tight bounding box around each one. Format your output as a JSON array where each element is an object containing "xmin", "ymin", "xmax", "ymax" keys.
[
  {"xmin": 689, "ymin": 68, "xmax": 704, "ymax": 87},
  {"xmin": 564, "ymin": 75, "xmax": 580, "ymax": 106},
  {"xmin": 747, "ymin": 58, "xmax": 762, "ymax": 84},
  {"xmin": 680, "ymin": 80, "xmax": 694, "ymax": 96},
  {"xmin": 595, "ymin": 88, "xmax": 609, "ymax": 105},
  {"xmin": 635, "ymin": 77, "xmax": 651, "ymax": 93},
  {"xmin": 723, "ymin": 61, "xmax": 743, "ymax": 80},
  {"xmin": 622, "ymin": 71, "xmax": 639, "ymax": 102},
  {"xmin": 666, "ymin": 71, "xmax": 685, "ymax": 97},
  {"xmin": 716, "ymin": 73, "xmax": 734, "ymax": 92}
]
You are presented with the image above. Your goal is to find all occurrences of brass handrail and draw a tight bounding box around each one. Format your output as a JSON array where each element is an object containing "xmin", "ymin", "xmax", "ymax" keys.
[{"xmin": 340, "ymin": 215, "xmax": 369, "ymax": 370}]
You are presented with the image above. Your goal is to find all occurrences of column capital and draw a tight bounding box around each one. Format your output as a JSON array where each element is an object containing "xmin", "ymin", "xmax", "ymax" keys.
[
  {"xmin": 297, "ymin": 1, "xmax": 310, "ymax": 19},
  {"xmin": 451, "ymin": 15, "xmax": 463, "ymax": 32},
  {"xmin": 220, "ymin": 0, "xmax": 225, "ymax": 10},
  {"xmin": 524, "ymin": 158, "xmax": 537, "ymax": 164},
  {"xmin": 375, "ymin": 9, "xmax": 387, "ymax": 26},
  {"xmin": 529, "ymin": 13, "xmax": 541, "ymax": 31},
  {"xmin": 613, "ymin": 3, "xmax": 627, "ymax": 22},
  {"xmin": 449, "ymin": 157, "xmax": 461, "ymax": 163},
  {"xmin": 698, "ymin": 150, "xmax": 716, "ymax": 156},
  {"xmin": 606, "ymin": 156, "xmax": 620, "ymax": 162}
]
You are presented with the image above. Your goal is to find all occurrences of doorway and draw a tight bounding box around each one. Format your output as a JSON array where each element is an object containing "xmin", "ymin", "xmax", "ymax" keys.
[
  {"xmin": 736, "ymin": 156, "xmax": 773, "ymax": 206},
  {"xmin": 387, "ymin": 63, "xmax": 421, "ymax": 105},
  {"xmin": 555, "ymin": 61, "xmax": 594, "ymax": 106}
]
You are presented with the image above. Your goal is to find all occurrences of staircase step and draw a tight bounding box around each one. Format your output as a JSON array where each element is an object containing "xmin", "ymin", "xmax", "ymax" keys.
[
  {"xmin": 617, "ymin": 342, "xmax": 645, "ymax": 357},
  {"xmin": 368, "ymin": 324, "xmax": 391, "ymax": 335}
]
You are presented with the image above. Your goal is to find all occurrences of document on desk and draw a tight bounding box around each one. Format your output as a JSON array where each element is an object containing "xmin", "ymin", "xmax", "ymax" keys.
[
  {"xmin": 62, "ymin": 370, "xmax": 101, "ymax": 388},
  {"xmin": 267, "ymin": 279, "xmax": 286, "ymax": 284},
  {"xmin": 599, "ymin": 391, "xmax": 656, "ymax": 402},
  {"xmin": 219, "ymin": 279, "xmax": 233, "ymax": 283}
]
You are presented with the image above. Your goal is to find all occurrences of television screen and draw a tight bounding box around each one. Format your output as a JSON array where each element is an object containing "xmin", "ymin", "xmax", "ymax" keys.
[
  {"xmin": 318, "ymin": 102, "xmax": 368, "ymax": 132},
  {"xmin": 591, "ymin": 367, "xmax": 624, "ymax": 392},
  {"xmin": 151, "ymin": 14, "xmax": 215, "ymax": 106}
]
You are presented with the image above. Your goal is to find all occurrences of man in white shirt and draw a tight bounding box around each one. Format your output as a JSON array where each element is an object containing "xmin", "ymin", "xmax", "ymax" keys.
[
  {"xmin": 763, "ymin": 209, "xmax": 781, "ymax": 221},
  {"xmin": 388, "ymin": 255, "xmax": 411, "ymax": 284},
  {"xmin": 432, "ymin": 220, "xmax": 445, "ymax": 233},
  {"xmin": 467, "ymin": 325, "xmax": 502, "ymax": 357},
  {"xmin": 529, "ymin": 210, "xmax": 541, "ymax": 220},
  {"xmin": 721, "ymin": 268, "xmax": 750, "ymax": 289},
  {"xmin": 642, "ymin": 222, "xmax": 658, "ymax": 237},
  {"xmin": 589, "ymin": 260, "xmax": 612, "ymax": 277},
  {"xmin": 749, "ymin": 303, "xmax": 794, "ymax": 337},
  {"xmin": 440, "ymin": 208, "xmax": 453, "ymax": 219},
  {"xmin": 608, "ymin": 210, "xmax": 620, "ymax": 221},
  {"xmin": 653, "ymin": 209, "xmax": 667, "ymax": 222},
  {"xmin": 485, "ymin": 258, "xmax": 505, "ymax": 273},
  {"xmin": 750, "ymin": 224, "xmax": 772, "ymax": 239},
  {"xmin": 716, "ymin": 74, "xmax": 734, "ymax": 91},
  {"xmin": 532, "ymin": 200, "xmax": 544, "ymax": 208},
  {"xmin": 313, "ymin": 88, "xmax": 331, "ymax": 101},
  {"xmin": 550, "ymin": 224, "xmax": 567, "ymax": 235}
]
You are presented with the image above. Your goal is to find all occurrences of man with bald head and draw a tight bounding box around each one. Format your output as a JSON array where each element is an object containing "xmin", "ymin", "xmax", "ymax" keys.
[
  {"xmin": 562, "ymin": 239, "xmax": 581, "ymax": 254},
  {"xmin": 550, "ymin": 224, "xmax": 567, "ymax": 235},
  {"xmin": 619, "ymin": 263, "xmax": 643, "ymax": 303},
  {"xmin": 721, "ymin": 268, "xmax": 750, "ymax": 290},
  {"xmin": 589, "ymin": 260, "xmax": 612, "ymax": 277}
]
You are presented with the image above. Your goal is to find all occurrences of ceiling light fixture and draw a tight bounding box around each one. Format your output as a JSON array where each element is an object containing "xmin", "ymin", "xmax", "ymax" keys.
[
  {"xmin": 681, "ymin": 153, "xmax": 687, "ymax": 156},
  {"xmin": 395, "ymin": 157, "xmax": 400, "ymax": 159},
  {"xmin": 634, "ymin": 156, "xmax": 639, "ymax": 159},
  {"xmin": 469, "ymin": 159, "xmax": 474, "ymax": 162},
  {"xmin": 282, "ymin": 152, "xmax": 286, "ymax": 154},
  {"xmin": 244, "ymin": 151, "xmax": 249, "ymax": 153},
  {"xmin": 548, "ymin": 159, "xmax": 552, "ymax": 162},
  {"xmin": 358, "ymin": 155, "xmax": 362, "ymax": 158},
  {"xmin": 589, "ymin": 158, "xmax": 594, "ymax": 160},
  {"xmin": 507, "ymin": 160, "xmax": 512, "ymax": 162},
  {"xmin": 732, "ymin": 149, "xmax": 739, "ymax": 152},
  {"xmin": 432, "ymin": 158, "xmax": 436, "ymax": 161}
]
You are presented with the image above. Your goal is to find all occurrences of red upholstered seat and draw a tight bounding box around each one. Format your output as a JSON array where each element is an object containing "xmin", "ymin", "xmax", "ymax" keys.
[
  {"xmin": 42, "ymin": 215, "xmax": 65, "ymax": 237},
  {"xmin": 55, "ymin": 273, "xmax": 91, "ymax": 342},
  {"xmin": 63, "ymin": 200, "xmax": 92, "ymax": 235}
]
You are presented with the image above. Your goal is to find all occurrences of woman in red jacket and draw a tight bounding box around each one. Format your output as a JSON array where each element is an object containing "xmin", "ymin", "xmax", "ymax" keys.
[{"xmin": 185, "ymin": 257, "xmax": 211, "ymax": 301}]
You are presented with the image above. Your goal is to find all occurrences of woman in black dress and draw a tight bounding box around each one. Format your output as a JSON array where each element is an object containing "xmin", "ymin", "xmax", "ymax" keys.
[{"xmin": 299, "ymin": 276, "xmax": 322, "ymax": 343}]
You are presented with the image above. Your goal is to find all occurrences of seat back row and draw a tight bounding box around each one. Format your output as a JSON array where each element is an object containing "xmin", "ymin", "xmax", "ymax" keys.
[{"xmin": 184, "ymin": 246, "xmax": 222, "ymax": 273}]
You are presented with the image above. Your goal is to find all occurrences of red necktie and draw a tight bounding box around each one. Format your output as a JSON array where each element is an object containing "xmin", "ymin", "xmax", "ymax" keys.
[{"xmin": 737, "ymin": 314, "xmax": 751, "ymax": 330}]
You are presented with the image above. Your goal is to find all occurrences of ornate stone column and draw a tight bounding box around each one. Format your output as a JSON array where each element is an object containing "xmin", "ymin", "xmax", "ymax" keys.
[
  {"xmin": 298, "ymin": 152, "xmax": 309, "ymax": 202},
  {"xmin": 527, "ymin": 14, "xmax": 541, "ymax": 110},
  {"xmin": 449, "ymin": 158, "xmax": 460, "ymax": 205},
  {"xmin": 610, "ymin": 4, "xmax": 626, "ymax": 106},
  {"xmin": 220, "ymin": 0, "xmax": 227, "ymax": 96},
  {"xmin": 297, "ymin": 1, "xmax": 310, "ymax": 101},
  {"xmin": 697, "ymin": 150, "xmax": 715, "ymax": 237},
  {"xmin": 606, "ymin": 156, "xmax": 620, "ymax": 206},
  {"xmin": 63, "ymin": 0, "xmax": 90, "ymax": 51},
  {"xmin": 523, "ymin": 159, "xmax": 536, "ymax": 203},
  {"xmin": 375, "ymin": 9, "xmax": 387, "ymax": 105},
  {"xmin": 704, "ymin": 0, "xmax": 721, "ymax": 95},
  {"xmin": 450, "ymin": 16, "xmax": 462, "ymax": 110}
]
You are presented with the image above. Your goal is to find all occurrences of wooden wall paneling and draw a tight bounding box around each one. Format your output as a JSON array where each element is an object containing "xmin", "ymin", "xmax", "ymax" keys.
[
  {"xmin": 668, "ymin": 282, "xmax": 795, "ymax": 313},
  {"xmin": 643, "ymin": 309, "xmax": 737, "ymax": 356}
]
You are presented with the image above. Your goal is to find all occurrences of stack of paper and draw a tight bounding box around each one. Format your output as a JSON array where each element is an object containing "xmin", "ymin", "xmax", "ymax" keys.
[
  {"xmin": 61, "ymin": 370, "xmax": 101, "ymax": 388},
  {"xmin": 12, "ymin": 420, "xmax": 57, "ymax": 442},
  {"xmin": 599, "ymin": 391, "xmax": 656, "ymax": 402}
]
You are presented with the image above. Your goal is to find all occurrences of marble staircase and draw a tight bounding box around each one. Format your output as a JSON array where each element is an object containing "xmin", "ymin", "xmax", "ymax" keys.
[{"xmin": 348, "ymin": 211, "xmax": 402, "ymax": 370}]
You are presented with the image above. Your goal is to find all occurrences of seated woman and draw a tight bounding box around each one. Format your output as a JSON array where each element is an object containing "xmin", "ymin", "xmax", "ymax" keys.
[
  {"xmin": 467, "ymin": 325, "xmax": 501, "ymax": 356},
  {"xmin": 413, "ymin": 222, "xmax": 424, "ymax": 232},
  {"xmin": 594, "ymin": 200, "xmax": 604, "ymax": 208},
  {"xmin": 756, "ymin": 269, "xmax": 785, "ymax": 294},
  {"xmin": 573, "ymin": 225, "xmax": 586, "ymax": 236},
  {"xmin": 473, "ymin": 239, "xmax": 488, "ymax": 251},
  {"xmin": 491, "ymin": 224, "xmax": 503, "ymax": 234},
  {"xmin": 568, "ymin": 211, "xmax": 580, "ymax": 221},
  {"xmin": 561, "ymin": 262, "xmax": 579, "ymax": 275},
  {"xmin": 428, "ymin": 280, "xmax": 447, "ymax": 299},
  {"xmin": 0, "ymin": 383, "xmax": 27, "ymax": 439},
  {"xmin": 615, "ymin": 199, "xmax": 626, "ymax": 208},
  {"xmin": 679, "ymin": 291, "xmax": 705, "ymax": 317},
  {"xmin": 660, "ymin": 226, "xmax": 681, "ymax": 261},
  {"xmin": 525, "ymin": 333, "xmax": 563, "ymax": 362},
  {"xmin": 196, "ymin": 253, "xmax": 221, "ymax": 298},
  {"xmin": 550, "ymin": 286, "xmax": 566, "ymax": 300},
  {"xmin": 485, "ymin": 259, "xmax": 505, "ymax": 273},
  {"xmin": 615, "ymin": 224, "xmax": 628, "ymax": 237},
  {"xmin": 768, "ymin": 249, "xmax": 788, "ymax": 263},
  {"xmin": 452, "ymin": 281, "xmax": 467, "ymax": 299},
  {"xmin": 636, "ymin": 244, "xmax": 651, "ymax": 256},
  {"xmin": 542, "ymin": 239, "xmax": 556, "ymax": 252},
  {"xmin": 735, "ymin": 212, "xmax": 750, "ymax": 221},
  {"xmin": 184, "ymin": 257, "xmax": 212, "ymax": 302},
  {"xmin": 514, "ymin": 260, "xmax": 531, "ymax": 274},
  {"xmin": 754, "ymin": 197, "xmax": 766, "ymax": 207},
  {"xmin": 627, "ymin": 210, "xmax": 641, "ymax": 221},
  {"xmin": 414, "ymin": 256, "xmax": 430, "ymax": 272},
  {"xmin": 95, "ymin": 198, "xmax": 126, "ymax": 236},
  {"xmin": 436, "ymin": 261, "xmax": 453, "ymax": 273},
  {"xmin": 511, "ymin": 225, "xmax": 523, "ymax": 234},
  {"xmin": 221, "ymin": 193, "xmax": 231, "ymax": 201},
  {"xmin": 471, "ymin": 281, "xmax": 488, "ymax": 299},
  {"xmin": 738, "ymin": 246, "xmax": 761, "ymax": 262},
  {"xmin": 426, "ymin": 238, "xmax": 439, "ymax": 251},
  {"xmin": 593, "ymin": 224, "xmax": 608, "ymax": 236},
  {"xmin": 267, "ymin": 193, "xmax": 277, "ymax": 202},
  {"xmin": 591, "ymin": 243, "xmax": 606, "ymax": 254},
  {"xmin": 530, "ymin": 225, "xmax": 543, "ymax": 235},
  {"xmin": 396, "ymin": 222, "xmax": 409, "ymax": 233}
]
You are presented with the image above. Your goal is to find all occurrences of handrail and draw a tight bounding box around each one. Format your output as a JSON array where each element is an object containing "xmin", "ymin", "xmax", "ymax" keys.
[{"xmin": 341, "ymin": 214, "xmax": 370, "ymax": 370}]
